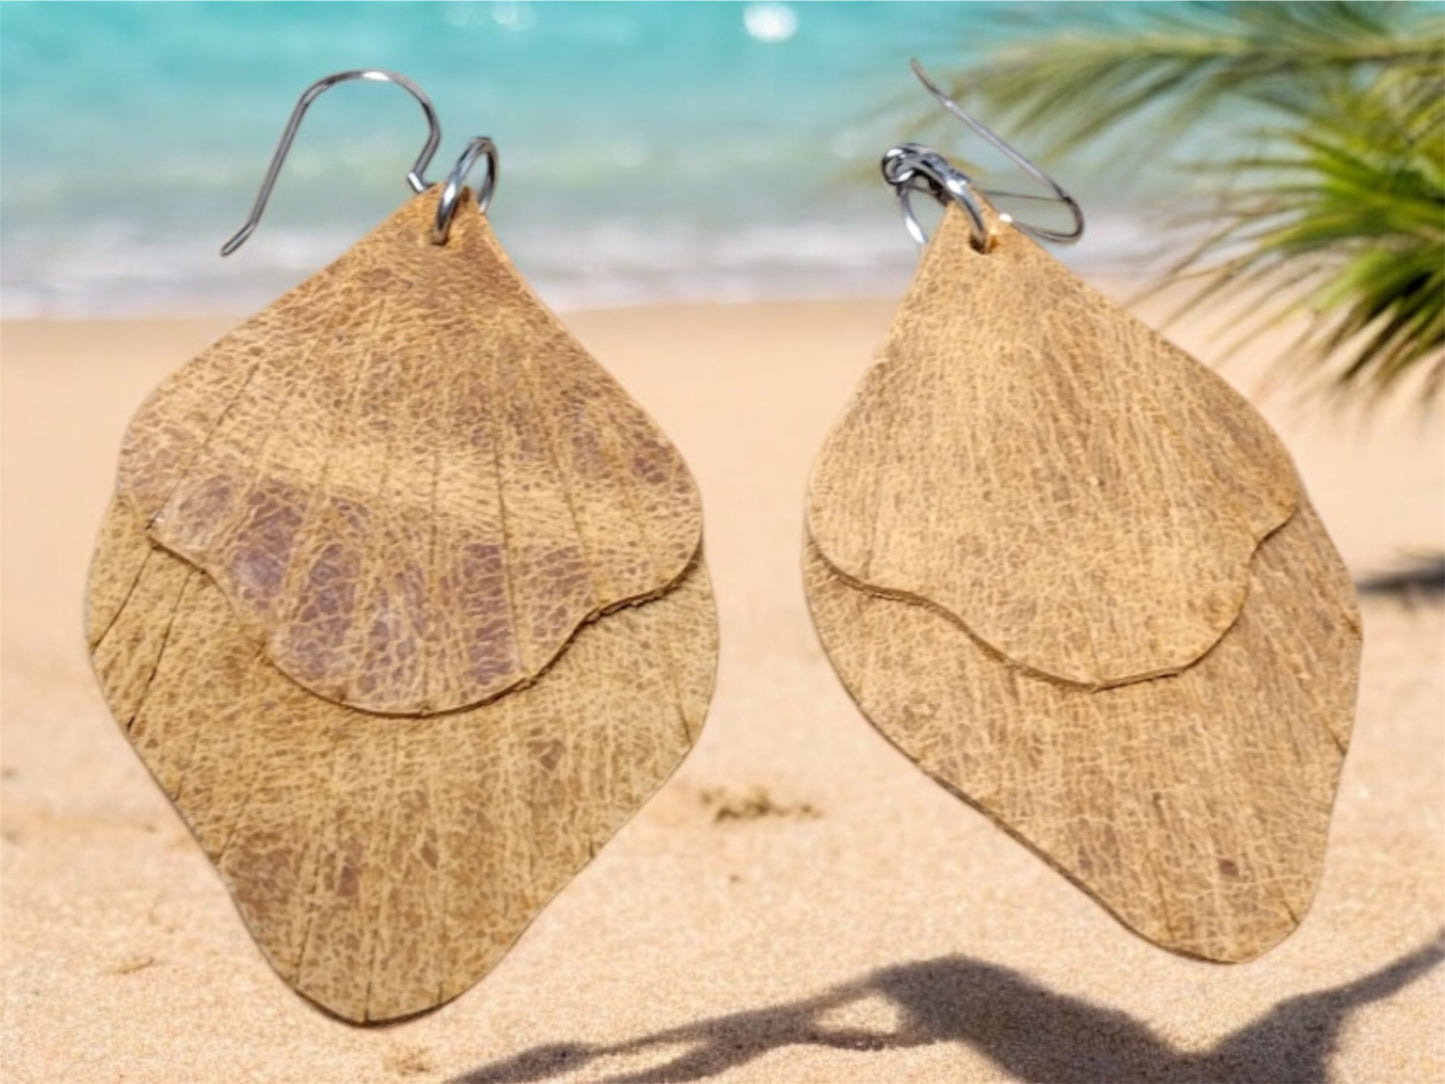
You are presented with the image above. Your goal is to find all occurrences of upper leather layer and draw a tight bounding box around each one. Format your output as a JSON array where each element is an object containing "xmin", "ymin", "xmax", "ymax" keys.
[
  {"xmin": 807, "ymin": 205, "xmax": 1299, "ymax": 689},
  {"xmin": 113, "ymin": 190, "xmax": 702, "ymax": 715}
]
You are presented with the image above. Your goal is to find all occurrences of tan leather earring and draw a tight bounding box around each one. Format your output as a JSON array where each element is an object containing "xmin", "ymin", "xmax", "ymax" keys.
[
  {"xmin": 803, "ymin": 63, "xmax": 1360, "ymax": 964},
  {"xmin": 85, "ymin": 70, "xmax": 717, "ymax": 1023}
]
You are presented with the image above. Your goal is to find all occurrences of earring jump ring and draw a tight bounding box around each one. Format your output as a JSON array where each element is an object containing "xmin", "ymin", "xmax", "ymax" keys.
[
  {"xmin": 434, "ymin": 137, "xmax": 500, "ymax": 244},
  {"xmin": 883, "ymin": 143, "xmax": 993, "ymax": 251}
]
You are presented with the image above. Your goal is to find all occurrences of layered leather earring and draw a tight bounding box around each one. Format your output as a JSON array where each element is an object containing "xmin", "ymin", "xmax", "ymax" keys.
[
  {"xmin": 86, "ymin": 71, "xmax": 717, "ymax": 1022},
  {"xmin": 803, "ymin": 62, "xmax": 1360, "ymax": 963}
]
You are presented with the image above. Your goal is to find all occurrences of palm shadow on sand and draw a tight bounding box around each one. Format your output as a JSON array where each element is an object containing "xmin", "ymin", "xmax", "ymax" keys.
[{"xmin": 452, "ymin": 933, "xmax": 1442, "ymax": 1084}]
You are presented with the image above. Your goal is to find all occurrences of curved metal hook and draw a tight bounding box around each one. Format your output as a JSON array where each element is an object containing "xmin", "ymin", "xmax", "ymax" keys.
[
  {"xmin": 220, "ymin": 69, "xmax": 442, "ymax": 256},
  {"xmin": 884, "ymin": 59, "xmax": 1085, "ymax": 249},
  {"xmin": 434, "ymin": 137, "xmax": 499, "ymax": 243}
]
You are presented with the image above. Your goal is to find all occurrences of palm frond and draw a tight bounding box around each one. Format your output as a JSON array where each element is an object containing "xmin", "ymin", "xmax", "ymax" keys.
[
  {"xmin": 1173, "ymin": 76, "xmax": 1445, "ymax": 396},
  {"xmin": 921, "ymin": 2, "xmax": 1443, "ymax": 163},
  {"xmin": 919, "ymin": 0, "xmax": 1445, "ymax": 401}
]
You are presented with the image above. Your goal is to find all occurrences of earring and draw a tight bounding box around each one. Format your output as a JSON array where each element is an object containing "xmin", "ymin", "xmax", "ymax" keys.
[
  {"xmin": 803, "ymin": 62, "xmax": 1360, "ymax": 964},
  {"xmin": 86, "ymin": 70, "xmax": 717, "ymax": 1023}
]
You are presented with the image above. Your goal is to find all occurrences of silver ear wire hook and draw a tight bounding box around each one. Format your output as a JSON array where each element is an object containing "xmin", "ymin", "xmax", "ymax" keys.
[
  {"xmin": 884, "ymin": 58, "xmax": 1085, "ymax": 250},
  {"xmin": 220, "ymin": 69, "xmax": 442, "ymax": 257}
]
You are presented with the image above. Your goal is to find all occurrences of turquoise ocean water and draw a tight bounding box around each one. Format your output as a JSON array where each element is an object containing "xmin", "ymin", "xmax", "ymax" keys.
[{"xmin": 2, "ymin": 1, "xmax": 1164, "ymax": 316}]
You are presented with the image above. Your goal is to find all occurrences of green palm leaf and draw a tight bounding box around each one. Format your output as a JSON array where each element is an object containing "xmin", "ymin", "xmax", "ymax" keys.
[{"xmin": 921, "ymin": 1, "xmax": 1445, "ymax": 400}]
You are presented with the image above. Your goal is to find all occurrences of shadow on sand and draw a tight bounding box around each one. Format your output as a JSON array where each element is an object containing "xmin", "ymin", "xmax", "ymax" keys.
[
  {"xmin": 1356, "ymin": 554, "xmax": 1445, "ymax": 602},
  {"xmin": 452, "ymin": 933, "xmax": 1442, "ymax": 1084}
]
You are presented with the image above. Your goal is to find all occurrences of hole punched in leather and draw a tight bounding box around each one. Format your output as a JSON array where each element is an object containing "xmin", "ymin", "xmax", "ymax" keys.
[
  {"xmin": 87, "ymin": 71, "xmax": 718, "ymax": 1024},
  {"xmin": 804, "ymin": 63, "xmax": 1360, "ymax": 965}
]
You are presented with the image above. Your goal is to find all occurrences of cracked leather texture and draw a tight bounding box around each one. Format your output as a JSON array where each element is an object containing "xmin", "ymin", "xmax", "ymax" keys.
[
  {"xmin": 111, "ymin": 190, "xmax": 702, "ymax": 715},
  {"xmin": 808, "ymin": 206, "xmax": 1299, "ymax": 688},
  {"xmin": 804, "ymin": 205, "xmax": 1360, "ymax": 963},
  {"xmin": 86, "ymin": 190, "xmax": 718, "ymax": 1022}
]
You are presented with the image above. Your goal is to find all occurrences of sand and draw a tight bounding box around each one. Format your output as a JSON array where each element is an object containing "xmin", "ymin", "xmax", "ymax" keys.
[{"xmin": 2, "ymin": 293, "xmax": 1442, "ymax": 1083}]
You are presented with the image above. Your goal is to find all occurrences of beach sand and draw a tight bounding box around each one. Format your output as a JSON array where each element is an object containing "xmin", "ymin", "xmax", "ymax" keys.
[{"xmin": 2, "ymin": 294, "xmax": 1442, "ymax": 1083}]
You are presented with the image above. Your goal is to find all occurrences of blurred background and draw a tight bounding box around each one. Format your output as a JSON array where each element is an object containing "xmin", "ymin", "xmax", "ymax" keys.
[
  {"xmin": 2, "ymin": 1, "xmax": 1440, "ymax": 403},
  {"xmin": 1, "ymin": 1, "xmax": 1212, "ymax": 317}
]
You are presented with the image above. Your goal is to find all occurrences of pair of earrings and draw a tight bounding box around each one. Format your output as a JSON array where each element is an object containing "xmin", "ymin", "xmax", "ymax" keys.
[{"xmin": 86, "ymin": 67, "xmax": 1360, "ymax": 1024}]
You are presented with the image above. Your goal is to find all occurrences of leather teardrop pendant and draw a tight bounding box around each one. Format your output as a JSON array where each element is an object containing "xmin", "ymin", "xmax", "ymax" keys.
[
  {"xmin": 87, "ymin": 189, "xmax": 718, "ymax": 1021},
  {"xmin": 805, "ymin": 204, "xmax": 1360, "ymax": 963}
]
